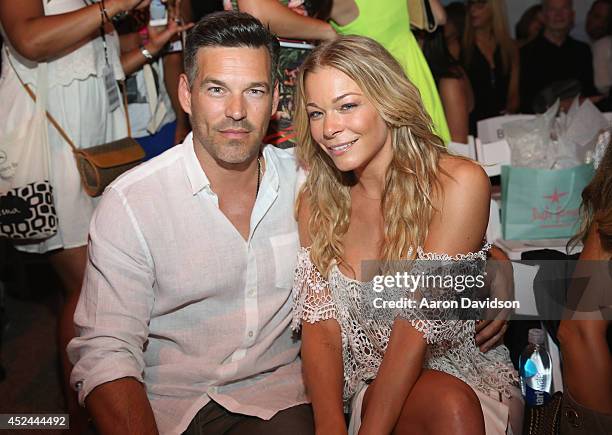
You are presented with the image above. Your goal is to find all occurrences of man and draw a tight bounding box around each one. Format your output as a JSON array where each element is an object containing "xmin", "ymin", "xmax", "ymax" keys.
[
  {"xmin": 586, "ymin": 0, "xmax": 611, "ymax": 42},
  {"xmin": 520, "ymin": 0, "xmax": 599, "ymax": 113},
  {"xmin": 68, "ymin": 12, "xmax": 312, "ymax": 435}
]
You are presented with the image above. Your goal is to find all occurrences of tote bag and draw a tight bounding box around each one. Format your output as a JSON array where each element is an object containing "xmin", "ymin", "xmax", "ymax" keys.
[
  {"xmin": 0, "ymin": 62, "xmax": 57, "ymax": 240},
  {"xmin": 501, "ymin": 164, "xmax": 595, "ymax": 240}
]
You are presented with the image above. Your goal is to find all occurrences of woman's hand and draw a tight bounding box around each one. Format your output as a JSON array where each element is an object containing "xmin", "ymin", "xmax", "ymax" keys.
[{"xmin": 109, "ymin": 0, "xmax": 152, "ymax": 15}]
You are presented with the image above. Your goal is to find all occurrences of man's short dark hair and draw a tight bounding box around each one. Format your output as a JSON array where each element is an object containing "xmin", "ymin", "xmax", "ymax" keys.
[{"xmin": 184, "ymin": 11, "xmax": 280, "ymax": 84}]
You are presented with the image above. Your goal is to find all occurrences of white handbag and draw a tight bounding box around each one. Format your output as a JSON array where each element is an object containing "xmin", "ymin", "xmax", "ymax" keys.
[{"xmin": 0, "ymin": 58, "xmax": 58, "ymax": 240}]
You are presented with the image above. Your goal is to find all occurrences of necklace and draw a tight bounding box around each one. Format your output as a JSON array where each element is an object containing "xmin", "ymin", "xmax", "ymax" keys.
[{"xmin": 255, "ymin": 156, "xmax": 262, "ymax": 198}]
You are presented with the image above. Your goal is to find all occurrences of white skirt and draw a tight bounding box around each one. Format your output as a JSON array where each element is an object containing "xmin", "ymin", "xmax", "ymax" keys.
[
  {"xmin": 348, "ymin": 382, "xmax": 524, "ymax": 435},
  {"xmin": 1, "ymin": 58, "xmax": 127, "ymax": 254}
]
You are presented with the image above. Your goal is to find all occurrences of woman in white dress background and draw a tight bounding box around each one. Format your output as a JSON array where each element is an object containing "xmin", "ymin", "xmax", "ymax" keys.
[
  {"xmin": 0, "ymin": 0, "xmax": 190, "ymax": 430},
  {"xmin": 292, "ymin": 35, "xmax": 522, "ymax": 435}
]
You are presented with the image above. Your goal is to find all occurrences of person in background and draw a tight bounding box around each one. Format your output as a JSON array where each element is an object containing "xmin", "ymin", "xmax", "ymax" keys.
[
  {"xmin": 192, "ymin": 0, "xmax": 223, "ymax": 20},
  {"xmin": 418, "ymin": 27, "xmax": 473, "ymax": 144},
  {"xmin": 445, "ymin": 1, "xmax": 467, "ymax": 60},
  {"xmin": 586, "ymin": 0, "xmax": 612, "ymax": 42},
  {"xmin": 591, "ymin": 0, "xmax": 612, "ymax": 105},
  {"xmin": 327, "ymin": 0, "xmax": 451, "ymax": 144},
  {"xmin": 224, "ymin": 0, "xmax": 336, "ymax": 148},
  {"xmin": 0, "ymin": 0, "xmax": 158, "ymax": 432},
  {"xmin": 515, "ymin": 4, "xmax": 543, "ymax": 47},
  {"xmin": 462, "ymin": 0, "xmax": 519, "ymax": 135},
  {"xmin": 116, "ymin": 0, "xmax": 193, "ymax": 159},
  {"xmin": 520, "ymin": 0, "xmax": 599, "ymax": 113},
  {"xmin": 558, "ymin": 140, "xmax": 612, "ymax": 435}
]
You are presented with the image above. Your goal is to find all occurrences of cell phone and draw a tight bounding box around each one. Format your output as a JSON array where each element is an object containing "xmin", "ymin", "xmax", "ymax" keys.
[{"xmin": 149, "ymin": 0, "xmax": 168, "ymax": 26}]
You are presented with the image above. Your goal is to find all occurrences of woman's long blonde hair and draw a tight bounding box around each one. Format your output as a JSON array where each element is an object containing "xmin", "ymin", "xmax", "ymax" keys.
[
  {"xmin": 294, "ymin": 35, "xmax": 448, "ymax": 276},
  {"xmin": 463, "ymin": 0, "xmax": 514, "ymax": 73}
]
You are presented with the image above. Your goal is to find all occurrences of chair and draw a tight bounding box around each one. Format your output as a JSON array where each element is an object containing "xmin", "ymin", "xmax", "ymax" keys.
[
  {"xmin": 448, "ymin": 135, "xmax": 476, "ymax": 159},
  {"xmin": 477, "ymin": 114, "xmax": 535, "ymax": 144},
  {"xmin": 474, "ymin": 138, "xmax": 511, "ymax": 177}
]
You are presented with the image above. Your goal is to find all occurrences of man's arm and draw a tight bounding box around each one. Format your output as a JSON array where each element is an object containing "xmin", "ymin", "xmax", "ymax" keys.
[
  {"xmin": 86, "ymin": 378, "xmax": 159, "ymax": 435},
  {"xmin": 68, "ymin": 188, "xmax": 157, "ymax": 434}
]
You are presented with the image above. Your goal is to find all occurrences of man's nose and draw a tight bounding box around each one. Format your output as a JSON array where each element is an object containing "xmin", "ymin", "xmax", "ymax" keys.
[
  {"xmin": 225, "ymin": 94, "xmax": 247, "ymax": 121},
  {"xmin": 323, "ymin": 112, "xmax": 342, "ymax": 140}
]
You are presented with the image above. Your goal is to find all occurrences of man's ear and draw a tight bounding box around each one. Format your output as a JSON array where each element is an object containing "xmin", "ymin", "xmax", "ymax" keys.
[
  {"xmin": 178, "ymin": 73, "xmax": 193, "ymax": 116},
  {"xmin": 271, "ymin": 80, "xmax": 280, "ymax": 116}
]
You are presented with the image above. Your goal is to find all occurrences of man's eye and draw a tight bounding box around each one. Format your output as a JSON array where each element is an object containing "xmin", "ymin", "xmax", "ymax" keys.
[
  {"xmin": 247, "ymin": 89, "xmax": 265, "ymax": 95},
  {"xmin": 308, "ymin": 111, "xmax": 323, "ymax": 120},
  {"xmin": 208, "ymin": 87, "xmax": 223, "ymax": 94}
]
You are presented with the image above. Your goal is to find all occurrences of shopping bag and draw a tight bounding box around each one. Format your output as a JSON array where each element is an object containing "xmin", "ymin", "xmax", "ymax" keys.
[
  {"xmin": 501, "ymin": 164, "xmax": 594, "ymax": 240},
  {"xmin": 0, "ymin": 62, "xmax": 57, "ymax": 240}
]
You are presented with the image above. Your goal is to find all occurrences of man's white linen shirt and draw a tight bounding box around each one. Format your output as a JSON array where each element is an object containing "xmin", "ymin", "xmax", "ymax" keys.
[{"xmin": 68, "ymin": 133, "xmax": 306, "ymax": 434}]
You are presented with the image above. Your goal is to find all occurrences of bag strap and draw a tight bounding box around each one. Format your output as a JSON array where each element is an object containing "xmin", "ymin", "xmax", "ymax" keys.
[{"xmin": 5, "ymin": 46, "xmax": 133, "ymax": 151}]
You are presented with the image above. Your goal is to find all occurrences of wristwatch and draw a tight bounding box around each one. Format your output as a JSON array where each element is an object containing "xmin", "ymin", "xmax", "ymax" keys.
[{"xmin": 140, "ymin": 45, "xmax": 154, "ymax": 61}]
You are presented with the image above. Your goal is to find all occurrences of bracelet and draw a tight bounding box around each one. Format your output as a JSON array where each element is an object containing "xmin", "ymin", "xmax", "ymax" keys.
[
  {"xmin": 97, "ymin": 0, "xmax": 105, "ymax": 26},
  {"xmin": 100, "ymin": 0, "xmax": 111, "ymax": 23},
  {"xmin": 140, "ymin": 45, "xmax": 154, "ymax": 61}
]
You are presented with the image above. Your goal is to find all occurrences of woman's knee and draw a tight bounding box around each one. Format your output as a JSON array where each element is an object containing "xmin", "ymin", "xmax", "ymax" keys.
[{"xmin": 396, "ymin": 370, "xmax": 484, "ymax": 434}]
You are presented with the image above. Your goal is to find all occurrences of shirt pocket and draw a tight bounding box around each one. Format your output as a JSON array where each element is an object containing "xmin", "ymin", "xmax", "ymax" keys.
[{"xmin": 270, "ymin": 232, "xmax": 300, "ymax": 289}]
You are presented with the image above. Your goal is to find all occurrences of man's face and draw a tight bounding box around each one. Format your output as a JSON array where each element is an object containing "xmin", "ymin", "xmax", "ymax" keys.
[
  {"xmin": 179, "ymin": 46, "xmax": 278, "ymax": 167},
  {"xmin": 542, "ymin": 0, "xmax": 575, "ymax": 34},
  {"xmin": 586, "ymin": 1, "xmax": 611, "ymax": 40}
]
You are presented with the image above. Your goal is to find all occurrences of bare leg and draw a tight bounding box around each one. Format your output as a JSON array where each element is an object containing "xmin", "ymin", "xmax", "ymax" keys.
[
  {"xmin": 48, "ymin": 245, "xmax": 89, "ymax": 434},
  {"xmin": 361, "ymin": 369, "xmax": 485, "ymax": 435}
]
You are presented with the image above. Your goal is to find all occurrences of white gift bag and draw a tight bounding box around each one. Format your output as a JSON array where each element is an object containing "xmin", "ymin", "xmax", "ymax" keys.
[{"xmin": 0, "ymin": 61, "xmax": 57, "ymax": 240}]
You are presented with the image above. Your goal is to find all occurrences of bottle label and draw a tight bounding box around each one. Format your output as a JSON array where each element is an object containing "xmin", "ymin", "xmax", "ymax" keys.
[{"xmin": 525, "ymin": 385, "xmax": 551, "ymax": 406}]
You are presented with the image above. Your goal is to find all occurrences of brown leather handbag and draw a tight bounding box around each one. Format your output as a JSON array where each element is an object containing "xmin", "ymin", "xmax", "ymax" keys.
[{"xmin": 19, "ymin": 81, "xmax": 145, "ymax": 197}]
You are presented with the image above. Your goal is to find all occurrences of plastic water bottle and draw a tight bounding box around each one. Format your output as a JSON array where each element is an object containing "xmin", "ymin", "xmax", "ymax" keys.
[{"xmin": 519, "ymin": 328, "xmax": 552, "ymax": 406}]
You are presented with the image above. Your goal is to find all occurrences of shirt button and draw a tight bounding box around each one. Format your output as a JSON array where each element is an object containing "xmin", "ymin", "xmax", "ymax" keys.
[
  {"xmin": 248, "ymin": 331, "xmax": 254, "ymax": 337},
  {"xmin": 248, "ymin": 289, "xmax": 256, "ymax": 297},
  {"xmin": 75, "ymin": 381, "xmax": 83, "ymax": 390}
]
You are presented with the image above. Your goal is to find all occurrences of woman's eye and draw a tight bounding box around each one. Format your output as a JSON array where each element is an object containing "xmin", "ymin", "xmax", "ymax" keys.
[
  {"xmin": 340, "ymin": 103, "xmax": 357, "ymax": 111},
  {"xmin": 308, "ymin": 111, "xmax": 323, "ymax": 120}
]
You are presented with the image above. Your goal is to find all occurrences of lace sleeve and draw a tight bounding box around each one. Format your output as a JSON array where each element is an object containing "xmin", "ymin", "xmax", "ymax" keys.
[
  {"xmin": 291, "ymin": 248, "xmax": 338, "ymax": 331},
  {"xmin": 366, "ymin": 244, "xmax": 491, "ymax": 344}
]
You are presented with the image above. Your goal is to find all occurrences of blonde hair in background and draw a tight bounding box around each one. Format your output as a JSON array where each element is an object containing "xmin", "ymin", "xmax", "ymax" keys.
[
  {"xmin": 294, "ymin": 35, "xmax": 449, "ymax": 276},
  {"xmin": 463, "ymin": 0, "xmax": 514, "ymax": 73}
]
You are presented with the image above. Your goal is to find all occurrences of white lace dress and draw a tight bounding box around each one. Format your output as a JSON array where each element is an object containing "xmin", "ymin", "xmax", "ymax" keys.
[
  {"xmin": 292, "ymin": 245, "xmax": 523, "ymax": 435},
  {"xmin": 0, "ymin": 0, "xmax": 127, "ymax": 253}
]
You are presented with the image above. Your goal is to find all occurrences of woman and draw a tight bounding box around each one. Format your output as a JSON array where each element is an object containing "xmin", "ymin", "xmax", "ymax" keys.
[
  {"xmin": 419, "ymin": 27, "xmax": 474, "ymax": 144},
  {"xmin": 224, "ymin": 0, "xmax": 336, "ymax": 147},
  {"xmin": 327, "ymin": 0, "xmax": 451, "ymax": 144},
  {"xmin": 514, "ymin": 4, "xmax": 542, "ymax": 48},
  {"xmin": 462, "ymin": 0, "xmax": 519, "ymax": 135},
  {"xmin": 0, "ymin": 0, "xmax": 188, "ymax": 431},
  {"xmin": 292, "ymin": 35, "xmax": 521, "ymax": 435},
  {"xmin": 558, "ymin": 138, "xmax": 612, "ymax": 434}
]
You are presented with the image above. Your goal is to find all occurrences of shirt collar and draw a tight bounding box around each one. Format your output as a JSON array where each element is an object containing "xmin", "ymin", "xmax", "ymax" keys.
[
  {"xmin": 183, "ymin": 134, "xmax": 280, "ymax": 196},
  {"xmin": 182, "ymin": 133, "xmax": 211, "ymax": 196}
]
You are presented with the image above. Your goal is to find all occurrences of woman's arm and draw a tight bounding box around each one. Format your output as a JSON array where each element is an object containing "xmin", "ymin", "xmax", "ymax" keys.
[
  {"xmin": 439, "ymin": 77, "xmax": 469, "ymax": 144},
  {"xmin": 0, "ymin": 0, "xmax": 149, "ymax": 61},
  {"xmin": 505, "ymin": 42, "xmax": 520, "ymax": 114},
  {"xmin": 236, "ymin": 0, "xmax": 336, "ymax": 41},
  {"xmin": 558, "ymin": 223, "xmax": 612, "ymax": 414},
  {"xmin": 297, "ymin": 197, "xmax": 347, "ymax": 435},
  {"xmin": 428, "ymin": 0, "xmax": 447, "ymax": 26},
  {"xmin": 359, "ymin": 159, "xmax": 490, "ymax": 434}
]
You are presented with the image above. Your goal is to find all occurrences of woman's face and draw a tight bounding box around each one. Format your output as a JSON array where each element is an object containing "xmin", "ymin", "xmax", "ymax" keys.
[
  {"xmin": 468, "ymin": 0, "xmax": 493, "ymax": 29},
  {"xmin": 304, "ymin": 66, "xmax": 391, "ymax": 173}
]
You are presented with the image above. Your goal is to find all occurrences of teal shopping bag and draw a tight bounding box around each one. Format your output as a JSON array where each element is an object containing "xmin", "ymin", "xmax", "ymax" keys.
[{"xmin": 501, "ymin": 164, "xmax": 595, "ymax": 240}]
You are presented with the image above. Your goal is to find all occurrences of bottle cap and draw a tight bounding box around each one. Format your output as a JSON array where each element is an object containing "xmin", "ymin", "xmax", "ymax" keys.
[{"xmin": 528, "ymin": 328, "xmax": 545, "ymax": 345}]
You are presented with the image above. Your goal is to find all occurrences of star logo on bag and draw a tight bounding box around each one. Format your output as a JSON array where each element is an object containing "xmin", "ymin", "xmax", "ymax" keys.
[{"xmin": 543, "ymin": 188, "xmax": 568, "ymax": 204}]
